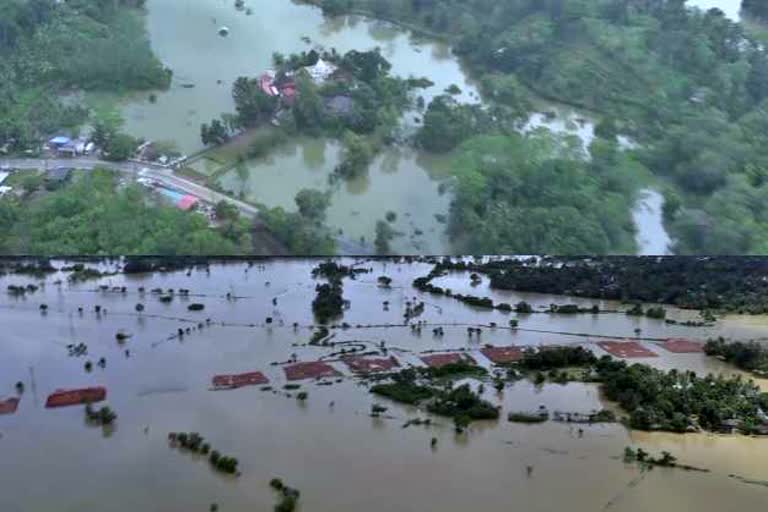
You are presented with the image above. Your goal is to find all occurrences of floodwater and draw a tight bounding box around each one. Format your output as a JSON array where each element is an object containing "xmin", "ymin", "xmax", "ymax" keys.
[
  {"xmin": 1, "ymin": 259, "xmax": 768, "ymax": 512},
  {"xmin": 116, "ymin": 0, "xmax": 681, "ymax": 254},
  {"xmin": 121, "ymin": 0, "xmax": 479, "ymax": 153},
  {"xmin": 120, "ymin": 0, "xmax": 480, "ymax": 253},
  {"xmin": 217, "ymin": 137, "xmax": 453, "ymax": 253}
]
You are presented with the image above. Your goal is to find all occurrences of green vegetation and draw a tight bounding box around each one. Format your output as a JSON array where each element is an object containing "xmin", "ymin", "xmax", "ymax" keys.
[
  {"xmin": 269, "ymin": 478, "xmax": 300, "ymax": 512},
  {"xmin": 427, "ymin": 383, "xmax": 499, "ymax": 422},
  {"xmin": 0, "ymin": 0, "xmax": 170, "ymax": 153},
  {"xmin": 312, "ymin": 0, "xmax": 768, "ymax": 254},
  {"xmin": 260, "ymin": 189, "xmax": 336, "ymax": 255},
  {"xmin": 704, "ymin": 337, "xmax": 768, "ymax": 376},
  {"xmin": 597, "ymin": 357, "xmax": 768, "ymax": 434},
  {"xmin": 519, "ymin": 346, "xmax": 597, "ymax": 371},
  {"xmin": 311, "ymin": 261, "xmax": 359, "ymax": 323},
  {"xmin": 448, "ymin": 133, "xmax": 641, "ymax": 254},
  {"xmin": 84, "ymin": 403, "xmax": 116, "ymax": 426},
  {"xmin": 371, "ymin": 363, "xmax": 497, "ymax": 427},
  {"xmin": 508, "ymin": 411, "xmax": 548, "ymax": 423},
  {"xmin": 743, "ymin": 0, "xmax": 768, "ymax": 21},
  {"xmin": 423, "ymin": 257, "xmax": 768, "ymax": 314},
  {"xmin": 169, "ymin": 432, "xmax": 239, "ymax": 475},
  {"xmin": 0, "ymin": 169, "xmax": 251, "ymax": 254}
]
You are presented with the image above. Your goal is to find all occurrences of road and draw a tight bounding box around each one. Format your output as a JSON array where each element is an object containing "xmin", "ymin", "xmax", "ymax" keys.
[
  {"xmin": 1, "ymin": 157, "xmax": 371, "ymax": 254},
  {"xmin": 1, "ymin": 157, "xmax": 260, "ymax": 218}
]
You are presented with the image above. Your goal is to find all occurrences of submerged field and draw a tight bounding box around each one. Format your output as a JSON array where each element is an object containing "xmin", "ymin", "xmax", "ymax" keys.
[{"xmin": 1, "ymin": 258, "xmax": 767, "ymax": 511}]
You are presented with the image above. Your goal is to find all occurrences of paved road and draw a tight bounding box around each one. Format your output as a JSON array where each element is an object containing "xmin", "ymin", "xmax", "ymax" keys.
[
  {"xmin": 1, "ymin": 157, "xmax": 372, "ymax": 254},
  {"xmin": 1, "ymin": 157, "xmax": 260, "ymax": 218}
]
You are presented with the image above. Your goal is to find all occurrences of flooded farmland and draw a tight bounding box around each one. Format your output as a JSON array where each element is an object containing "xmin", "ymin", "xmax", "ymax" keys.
[{"xmin": 1, "ymin": 258, "xmax": 768, "ymax": 512}]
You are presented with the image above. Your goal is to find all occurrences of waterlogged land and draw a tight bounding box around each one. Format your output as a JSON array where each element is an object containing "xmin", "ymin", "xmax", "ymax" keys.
[
  {"xmin": 1, "ymin": 259, "xmax": 768, "ymax": 511},
  {"xmin": 115, "ymin": 0, "xmax": 676, "ymax": 254}
]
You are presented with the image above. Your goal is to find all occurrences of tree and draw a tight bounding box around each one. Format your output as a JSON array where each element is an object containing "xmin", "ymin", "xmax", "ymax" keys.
[
  {"xmin": 335, "ymin": 131, "xmax": 373, "ymax": 179},
  {"xmin": 374, "ymin": 220, "xmax": 396, "ymax": 254},
  {"xmin": 103, "ymin": 133, "xmax": 136, "ymax": 161},
  {"xmin": 292, "ymin": 71, "xmax": 324, "ymax": 132},
  {"xmin": 232, "ymin": 76, "xmax": 276, "ymax": 126},
  {"xmin": 295, "ymin": 189, "xmax": 330, "ymax": 221}
]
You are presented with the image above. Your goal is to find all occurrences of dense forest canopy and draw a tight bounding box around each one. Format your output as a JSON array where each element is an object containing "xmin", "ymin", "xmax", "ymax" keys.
[
  {"xmin": 0, "ymin": 0, "xmax": 169, "ymax": 151},
  {"xmin": 0, "ymin": 169, "xmax": 251, "ymax": 255}
]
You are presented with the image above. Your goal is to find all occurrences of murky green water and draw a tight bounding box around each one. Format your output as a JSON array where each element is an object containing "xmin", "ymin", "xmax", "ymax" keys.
[
  {"xmin": 217, "ymin": 137, "xmax": 454, "ymax": 253},
  {"xmin": 1, "ymin": 259, "xmax": 767, "ymax": 511}
]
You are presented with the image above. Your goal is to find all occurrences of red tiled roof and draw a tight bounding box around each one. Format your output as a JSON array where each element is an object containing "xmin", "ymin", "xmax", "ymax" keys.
[
  {"xmin": 598, "ymin": 341, "xmax": 658, "ymax": 358},
  {"xmin": 212, "ymin": 371, "xmax": 269, "ymax": 389},
  {"xmin": 284, "ymin": 361, "xmax": 341, "ymax": 381},
  {"xmin": 45, "ymin": 387, "xmax": 106, "ymax": 408},
  {"xmin": 0, "ymin": 397, "xmax": 19, "ymax": 415},
  {"xmin": 661, "ymin": 338, "xmax": 704, "ymax": 353},
  {"xmin": 481, "ymin": 346, "xmax": 524, "ymax": 364},
  {"xmin": 341, "ymin": 356, "xmax": 400, "ymax": 374},
  {"xmin": 420, "ymin": 353, "xmax": 476, "ymax": 368}
]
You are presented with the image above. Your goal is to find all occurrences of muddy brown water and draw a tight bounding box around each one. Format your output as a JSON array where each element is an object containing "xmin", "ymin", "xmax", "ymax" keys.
[{"xmin": 1, "ymin": 259, "xmax": 767, "ymax": 511}]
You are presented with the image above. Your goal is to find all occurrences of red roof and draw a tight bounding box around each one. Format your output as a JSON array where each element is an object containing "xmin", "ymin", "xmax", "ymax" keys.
[
  {"xmin": 481, "ymin": 346, "xmax": 524, "ymax": 364},
  {"xmin": 0, "ymin": 397, "xmax": 19, "ymax": 415},
  {"xmin": 284, "ymin": 361, "xmax": 341, "ymax": 381},
  {"xmin": 341, "ymin": 356, "xmax": 400, "ymax": 374},
  {"xmin": 598, "ymin": 341, "xmax": 658, "ymax": 358},
  {"xmin": 660, "ymin": 338, "xmax": 704, "ymax": 353},
  {"xmin": 45, "ymin": 386, "xmax": 106, "ymax": 408},
  {"xmin": 178, "ymin": 195, "xmax": 199, "ymax": 211},
  {"xmin": 212, "ymin": 371, "xmax": 269, "ymax": 389},
  {"xmin": 420, "ymin": 353, "xmax": 476, "ymax": 368}
]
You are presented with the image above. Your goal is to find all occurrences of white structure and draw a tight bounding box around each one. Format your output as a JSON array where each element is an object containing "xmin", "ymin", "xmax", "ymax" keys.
[{"xmin": 305, "ymin": 58, "xmax": 337, "ymax": 84}]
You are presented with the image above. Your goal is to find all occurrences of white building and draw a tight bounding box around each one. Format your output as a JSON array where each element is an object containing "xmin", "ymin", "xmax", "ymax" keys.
[{"xmin": 305, "ymin": 58, "xmax": 337, "ymax": 84}]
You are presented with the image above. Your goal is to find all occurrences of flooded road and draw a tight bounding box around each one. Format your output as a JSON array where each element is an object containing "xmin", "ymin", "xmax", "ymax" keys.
[{"xmin": 1, "ymin": 259, "xmax": 767, "ymax": 511}]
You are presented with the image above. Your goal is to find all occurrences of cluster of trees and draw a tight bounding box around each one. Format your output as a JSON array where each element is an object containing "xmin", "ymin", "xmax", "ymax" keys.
[
  {"xmin": 519, "ymin": 346, "xmax": 597, "ymax": 371},
  {"xmin": 371, "ymin": 366, "xmax": 498, "ymax": 429},
  {"xmin": 260, "ymin": 189, "xmax": 336, "ymax": 255},
  {"xmin": 315, "ymin": 0, "xmax": 768, "ymax": 254},
  {"xmin": 426, "ymin": 256, "xmax": 768, "ymax": 313},
  {"xmin": 743, "ymin": 0, "xmax": 768, "ymax": 20},
  {"xmin": 596, "ymin": 356, "xmax": 768, "ymax": 433},
  {"xmin": 310, "ymin": 260, "xmax": 361, "ymax": 323},
  {"xmin": 169, "ymin": 432, "xmax": 239, "ymax": 474},
  {"xmin": 447, "ymin": 133, "xmax": 642, "ymax": 254},
  {"xmin": 704, "ymin": 337, "xmax": 768, "ymax": 374},
  {"xmin": 0, "ymin": 0, "xmax": 170, "ymax": 152},
  {"xmin": 0, "ymin": 169, "xmax": 252, "ymax": 254}
]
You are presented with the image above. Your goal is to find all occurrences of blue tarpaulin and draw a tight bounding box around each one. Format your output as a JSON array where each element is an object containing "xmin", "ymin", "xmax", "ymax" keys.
[{"xmin": 49, "ymin": 136, "xmax": 71, "ymax": 146}]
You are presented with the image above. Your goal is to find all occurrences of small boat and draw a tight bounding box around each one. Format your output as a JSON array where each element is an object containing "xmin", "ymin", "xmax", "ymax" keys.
[{"xmin": 218, "ymin": 26, "xmax": 230, "ymax": 36}]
